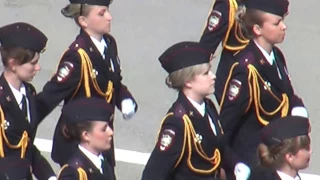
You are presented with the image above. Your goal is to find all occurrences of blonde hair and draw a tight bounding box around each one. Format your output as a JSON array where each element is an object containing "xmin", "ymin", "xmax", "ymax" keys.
[
  {"xmin": 165, "ymin": 63, "xmax": 210, "ymax": 91},
  {"xmin": 61, "ymin": 4, "xmax": 93, "ymax": 27},
  {"xmin": 258, "ymin": 135, "xmax": 310, "ymax": 169},
  {"xmin": 236, "ymin": 5, "xmax": 266, "ymax": 39}
]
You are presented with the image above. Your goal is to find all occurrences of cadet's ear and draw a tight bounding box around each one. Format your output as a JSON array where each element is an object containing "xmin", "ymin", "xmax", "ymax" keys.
[
  {"xmin": 78, "ymin": 16, "xmax": 88, "ymax": 28},
  {"xmin": 253, "ymin": 24, "xmax": 263, "ymax": 37}
]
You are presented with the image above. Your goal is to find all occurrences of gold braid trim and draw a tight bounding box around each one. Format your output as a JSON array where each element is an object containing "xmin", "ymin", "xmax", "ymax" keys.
[
  {"xmin": 76, "ymin": 48, "xmax": 114, "ymax": 103},
  {"xmin": 247, "ymin": 65, "xmax": 289, "ymax": 126},
  {"xmin": 0, "ymin": 106, "xmax": 28, "ymax": 158},
  {"xmin": 156, "ymin": 112, "xmax": 221, "ymax": 174},
  {"xmin": 218, "ymin": 62, "xmax": 288, "ymax": 126},
  {"xmin": 57, "ymin": 165, "xmax": 88, "ymax": 180},
  {"xmin": 222, "ymin": 0, "xmax": 249, "ymax": 52}
]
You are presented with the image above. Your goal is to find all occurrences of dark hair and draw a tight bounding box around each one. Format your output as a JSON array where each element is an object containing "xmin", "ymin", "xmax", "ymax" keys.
[
  {"xmin": 62, "ymin": 121, "xmax": 94, "ymax": 142},
  {"xmin": 0, "ymin": 46, "xmax": 36, "ymax": 66},
  {"xmin": 236, "ymin": 6, "xmax": 266, "ymax": 39},
  {"xmin": 258, "ymin": 135, "xmax": 310, "ymax": 169},
  {"xmin": 61, "ymin": 4, "xmax": 93, "ymax": 27}
]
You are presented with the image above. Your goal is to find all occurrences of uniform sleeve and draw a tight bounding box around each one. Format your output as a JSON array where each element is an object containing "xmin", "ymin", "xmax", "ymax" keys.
[
  {"xmin": 31, "ymin": 145, "xmax": 56, "ymax": 180},
  {"xmin": 219, "ymin": 65, "xmax": 251, "ymax": 166},
  {"xmin": 57, "ymin": 166, "xmax": 79, "ymax": 180},
  {"xmin": 141, "ymin": 115, "xmax": 185, "ymax": 180},
  {"xmin": 36, "ymin": 50, "xmax": 82, "ymax": 120},
  {"xmin": 220, "ymin": 65, "xmax": 251, "ymax": 141},
  {"xmin": 199, "ymin": 0, "xmax": 229, "ymax": 53}
]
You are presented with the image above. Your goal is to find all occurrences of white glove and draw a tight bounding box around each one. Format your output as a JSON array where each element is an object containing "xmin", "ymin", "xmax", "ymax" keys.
[
  {"xmin": 291, "ymin": 106, "xmax": 308, "ymax": 118},
  {"xmin": 121, "ymin": 99, "xmax": 136, "ymax": 120},
  {"xmin": 234, "ymin": 162, "xmax": 251, "ymax": 180},
  {"xmin": 48, "ymin": 176, "xmax": 57, "ymax": 180}
]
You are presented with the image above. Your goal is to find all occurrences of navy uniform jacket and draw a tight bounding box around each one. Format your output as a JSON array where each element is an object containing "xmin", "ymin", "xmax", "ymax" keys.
[
  {"xmin": 219, "ymin": 41, "xmax": 305, "ymax": 168},
  {"xmin": 141, "ymin": 92, "xmax": 237, "ymax": 180},
  {"xmin": 200, "ymin": 0, "xmax": 249, "ymax": 104},
  {"xmin": 57, "ymin": 149, "xmax": 115, "ymax": 180},
  {"xmin": 0, "ymin": 75, "xmax": 55, "ymax": 180},
  {"xmin": 36, "ymin": 30, "xmax": 138, "ymax": 167}
]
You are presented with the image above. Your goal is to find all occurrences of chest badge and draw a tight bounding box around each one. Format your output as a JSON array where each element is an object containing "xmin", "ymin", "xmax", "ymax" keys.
[
  {"xmin": 2, "ymin": 120, "xmax": 10, "ymax": 130},
  {"xmin": 194, "ymin": 133, "xmax": 203, "ymax": 144}
]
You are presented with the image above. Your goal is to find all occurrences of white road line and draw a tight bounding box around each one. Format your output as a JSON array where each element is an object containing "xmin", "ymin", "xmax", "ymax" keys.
[
  {"xmin": 34, "ymin": 138, "xmax": 150, "ymax": 165},
  {"xmin": 34, "ymin": 138, "xmax": 320, "ymax": 179}
]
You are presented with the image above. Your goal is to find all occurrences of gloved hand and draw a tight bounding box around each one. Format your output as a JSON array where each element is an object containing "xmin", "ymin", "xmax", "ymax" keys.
[
  {"xmin": 121, "ymin": 99, "xmax": 136, "ymax": 120},
  {"xmin": 234, "ymin": 162, "xmax": 251, "ymax": 180},
  {"xmin": 291, "ymin": 106, "xmax": 308, "ymax": 118}
]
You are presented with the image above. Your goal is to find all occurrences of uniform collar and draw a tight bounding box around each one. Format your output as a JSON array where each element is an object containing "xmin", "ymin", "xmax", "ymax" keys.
[
  {"xmin": 90, "ymin": 36, "xmax": 107, "ymax": 57},
  {"xmin": 78, "ymin": 144, "xmax": 104, "ymax": 174},
  {"xmin": 277, "ymin": 170, "xmax": 301, "ymax": 180}
]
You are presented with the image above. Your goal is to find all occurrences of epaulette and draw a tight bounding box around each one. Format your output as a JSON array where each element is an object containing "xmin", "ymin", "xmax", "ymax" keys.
[
  {"xmin": 172, "ymin": 102, "xmax": 187, "ymax": 119},
  {"xmin": 236, "ymin": 51, "xmax": 255, "ymax": 67},
  {"xmin": 68, "ymin": 158, "xmax": 84, "ymax": 169},
  {"xmin": 68, "ymin": 38, "xmax": 86, "ymax": 51}
]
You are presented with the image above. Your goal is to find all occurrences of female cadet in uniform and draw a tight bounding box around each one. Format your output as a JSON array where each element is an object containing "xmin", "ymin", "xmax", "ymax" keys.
[
  {"xmin": 57, "ymin": 97, "xmax": 115, "ymax": 180},
  {"xmin": 141, "ymin": 41, "xmax": 247, "ymax": 180},
  {"xmin": 35, "ymin": 0, "xmax": 138, "ymax": 174},
  {"xmin": 218, "ymin": 0, "xmax": 308, "ymax": 178},
  {"xmin": 249, "ymin": 116, "xmax": 312, "ymax": 180},
  {"xmin": 0, "ymin": 22, "xmax": 56, "ymax": 180},
  {"xmin": 200, "ymin": 0, "xmax": 249, "ymax": 104}
]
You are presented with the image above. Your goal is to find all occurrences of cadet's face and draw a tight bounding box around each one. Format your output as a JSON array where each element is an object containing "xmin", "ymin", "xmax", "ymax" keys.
[
  {"xmin": 260, "ymin": 13, "xmax": 287, "ymax": 44},
  {"xmin": 288, "ymin": 141, "xmax": 312, "ymax": 170},
  {"xmin": 188, "ymin": 63, "xmax": 216, "ymax": 96},
  {"xmin": 87, "ymin": 121, "xmax": 114, "ymax": 152},
  {"xmin": 86, "ymin": 6, "xmax": 112, "ymax": 34},
  {"xmin": 14, "ymin": 53, "xmax": 41, "ymax": 82}
]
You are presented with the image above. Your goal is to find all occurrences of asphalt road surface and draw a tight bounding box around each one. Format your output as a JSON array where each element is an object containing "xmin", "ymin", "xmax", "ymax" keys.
[{"xmin": 1, "ymin": 0, "xmax": 319, "ymax": 179}]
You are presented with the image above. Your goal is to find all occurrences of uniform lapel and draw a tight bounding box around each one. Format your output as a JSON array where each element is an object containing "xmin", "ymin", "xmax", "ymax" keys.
[
  {"xmin": 0, "ymin": 75, "xmax": 31, "ymax": 132},
  {"xmin": 76, "ymin": 149, "xmax": 106, "ymax": 180},
  {"xmin": 250, "ymin": 42, "xmax": 287, "ymax": 93}
]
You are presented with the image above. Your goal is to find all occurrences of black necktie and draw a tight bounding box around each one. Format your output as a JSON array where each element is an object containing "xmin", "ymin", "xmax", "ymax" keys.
[
  {"xmin": 21, "ymin": 95, "xmax": 28, "ymax": 121},
  {"xmin": 104, "ymin": 47, "xmax": 113, "ymax": 71}
]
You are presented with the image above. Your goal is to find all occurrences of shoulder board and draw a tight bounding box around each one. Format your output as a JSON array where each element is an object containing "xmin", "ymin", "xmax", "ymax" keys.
[
  {"xmin": 68, "ymin": 37, "xmax": 86, "ymax": 51},
  {"xmin": 235, "ymin": 50, "xmax": 255, "ymax": 67},
  {"xmin": 171, "ymin": 102, "xmax": 187, "ymax": 119},
  {"xmin": 68, "ymin": 158, "xmax": 84, "ymax": 169}
]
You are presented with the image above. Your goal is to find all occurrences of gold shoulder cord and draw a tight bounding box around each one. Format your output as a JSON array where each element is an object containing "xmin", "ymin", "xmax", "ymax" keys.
[
  {"xmin": 0, "ymin": 106, "xmax": 29, "ymax": 158},
  {"xmin": 57, "ymin": 164, "xmax": 88, "ymax": 180},
  {"xmin": 222, "ymin": 0, "xmax": 249, "ymax": 52},
  {"xmin": 200, "ymin": 0, "xmax": 249, "ymax": 52},
  {"xmin": 218, "ymin": 63, "xmax": 289, "ymax": 126},
  {"xmin": 247, "ymin": 65, "xmax": 289, "ymax": 125},
  {"xmin": 156, "ymin": 113, "xmax": 221, "ymax": 174},
  {"xmin": 73, "ymin": 48, "xmax": 114, "ymax": 103}
]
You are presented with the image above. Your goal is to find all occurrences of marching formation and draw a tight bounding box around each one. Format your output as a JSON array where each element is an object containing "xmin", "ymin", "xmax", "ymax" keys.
[{"xmin": 0, "ymin": 0, "xmax": 313, "ymax": 179}]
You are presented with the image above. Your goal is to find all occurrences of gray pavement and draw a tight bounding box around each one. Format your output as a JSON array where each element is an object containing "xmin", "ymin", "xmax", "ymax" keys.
[{"xmin": 1, "ymin": 0, "xmax": 320, "ymax": 179}]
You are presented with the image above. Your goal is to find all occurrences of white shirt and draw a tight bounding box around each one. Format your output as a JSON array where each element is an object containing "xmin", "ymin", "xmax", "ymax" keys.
[
  {"xmin": 78, "ymin": 145, "xmax": 104, "ymax": 174},
  {"xmin": 186, "ymin": 96, "xmax": 217, "ymax": 135},
  {"xmin": 254, "ymin": 41, "xmax": 282, "ymax": 79},
  {"xmin": 8, "ymin": 83, "xmax": 31, "ymax": 122},
  {"xmin": 277, "ymin": 171, "xmax": 301, "ymax": 180},
  {"xmin": 90, "ymin": 36, "xmax": 115, "ymax": 71}
]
